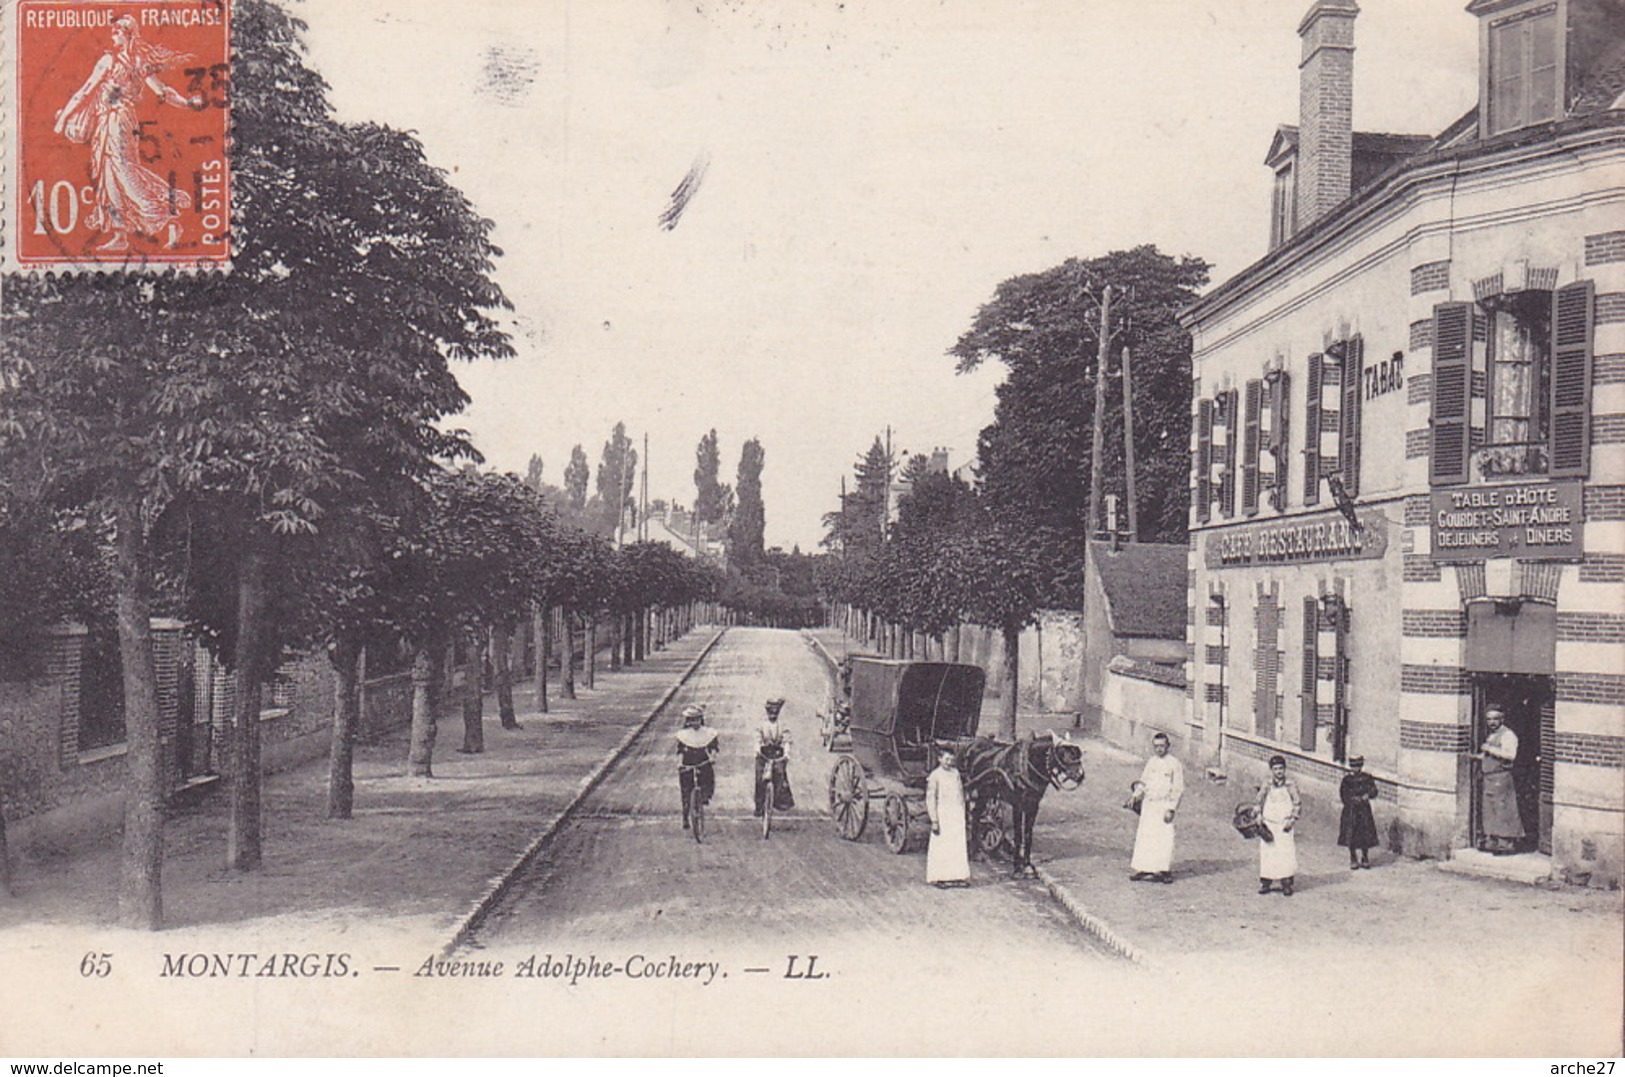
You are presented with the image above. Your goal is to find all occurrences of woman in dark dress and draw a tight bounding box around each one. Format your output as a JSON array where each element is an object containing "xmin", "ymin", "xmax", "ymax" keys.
[{"xmin": 1338, "ymin": 755, "xmax": 1379, "ymax": 869}]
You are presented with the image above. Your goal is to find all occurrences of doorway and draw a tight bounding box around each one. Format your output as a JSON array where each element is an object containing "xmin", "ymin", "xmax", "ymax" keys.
[{"xmin": 1471, "ymin": 672, "xmax": 1553, "ymax": 855}]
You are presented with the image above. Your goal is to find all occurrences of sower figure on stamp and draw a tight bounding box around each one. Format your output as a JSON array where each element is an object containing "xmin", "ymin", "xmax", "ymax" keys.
[
  {"xmin": 1129, "ymin": 731, "xmax": 1183, "ymax": 884},
  {"xmin": 1338, "ymin": 754, "xmax": 1379, "ymax": 869},
  {"xmin": 1473, "ymin": 708, "xmax": 1524, "ymax": 855},
  {"xmin": 53, "ymin": 15, "xmax": 204, "ymax": 252},
  {"xmin": 1257, "ymin": 755, "xmax": 1302, "ymax": 896}
]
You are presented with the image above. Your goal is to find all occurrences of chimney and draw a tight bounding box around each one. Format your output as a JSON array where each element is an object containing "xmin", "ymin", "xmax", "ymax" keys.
[{"xmin": 1296, "ymin": 0, "xmax": 1358, "ymax": 229}]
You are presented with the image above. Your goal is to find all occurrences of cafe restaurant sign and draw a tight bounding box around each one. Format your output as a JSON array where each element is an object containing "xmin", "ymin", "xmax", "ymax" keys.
[
  {"xmin": 1430, "ymin": 480, "xmax": 1584, "ymax": 562},
  {"xmin": 1204, "ymin": 509, "xmax": 1388, "ymax": 569}
]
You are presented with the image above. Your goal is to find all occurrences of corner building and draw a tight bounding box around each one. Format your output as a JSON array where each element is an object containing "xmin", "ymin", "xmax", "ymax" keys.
[{"xmin": 1180, "ymin": 0, "xmax": 1624, "ymax": 885}]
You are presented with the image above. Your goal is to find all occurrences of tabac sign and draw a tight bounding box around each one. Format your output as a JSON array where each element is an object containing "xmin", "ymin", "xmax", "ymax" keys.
[
  {"xmin": 1430, "ymin": 480, "xmax": 1584, "ymax": 562},
  {"xmin": 1204, "ymin": 509, "xmax": 1388, "ymax": 569}
]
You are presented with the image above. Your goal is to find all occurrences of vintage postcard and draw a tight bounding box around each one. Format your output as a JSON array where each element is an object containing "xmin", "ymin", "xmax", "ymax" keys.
[{"xmin": 0, "ymin": 0, "xmax": 1622, "ymax": 1061}]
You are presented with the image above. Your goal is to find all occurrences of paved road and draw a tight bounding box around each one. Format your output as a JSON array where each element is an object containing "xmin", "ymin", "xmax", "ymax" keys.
[{"xmin": 466, "ymin": 628, "xmax": 1107, "ymax": 1050}]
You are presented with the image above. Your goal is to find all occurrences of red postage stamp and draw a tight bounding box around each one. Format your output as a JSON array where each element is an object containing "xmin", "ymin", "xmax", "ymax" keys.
[{"xmin": 10, "ymin": 0, "xmax": 231, "ymax": 270}]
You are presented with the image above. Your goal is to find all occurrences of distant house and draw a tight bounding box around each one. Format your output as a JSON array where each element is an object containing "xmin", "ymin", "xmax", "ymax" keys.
[
  {"xmin": 1180, "ymin": 0, "xmax": 1625, "ymax": 885},
  {"xmin": 1079, "ymin": 541, "xmax": 1189, "ymax": 748}
]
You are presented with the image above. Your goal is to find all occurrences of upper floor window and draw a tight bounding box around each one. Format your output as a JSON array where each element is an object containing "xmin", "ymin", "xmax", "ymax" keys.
[
  {"xmin": 1431, "ymin": 280, "xmax": 1595, "ymax": 485},
  {"xmin": 1483, "ymin": 291, "xmax": 1553, "ymax": 473},
  {"xmin": 1483, "ymin": 2, "xmax": 1564, "ymax": 136},
  {"xmin": 1270, "ymin": 164, "xmax": 1296, "ymax": 251}
]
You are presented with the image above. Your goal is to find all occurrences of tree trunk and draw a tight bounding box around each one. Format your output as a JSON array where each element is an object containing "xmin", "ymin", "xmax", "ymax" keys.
[
  {"xmin": 1000, "ymin": 623, "xmax": 1020, "ymax": 741},
  {"xmin": 609, "ymin": 615, "xmax": 623, "ymax": 671},
  {"xmin": 113, "ymin": 494, "xmax": 164, "ymax": 927},
  {"xmin": 326, "ymin": 634, "xmax": 362, "ymax": 819},
  {"xmin": 635, "ymin": 610, "xmax": 647, "ymax": 661},
  {"xmin": 494, "ymin": 621, "xmax": 519, "ymax": 729},
  {"xmin": 585, "ymin": 616, "xmax": 597, "ymax": 689},
  {"xmin": 407, "ymin": 644, "xmax": 438, "ymax": 777},
  {"xmin": 535, "ymin": 605, "xmax": 550, "ymax": 713},
  {"xmin": 226, "ymin": 529, "xmax": 271, "ymax": 873},
  {"xmin": 460, "ymin": 630, "xmax": 486, "ymax": 753},
  {"xmin": 949, "ymin": 624, "xmax": 962, "ymax": 663},
  {"xmin": 561, "ymin": 609, "xmax": 577, "ymax": 700}
]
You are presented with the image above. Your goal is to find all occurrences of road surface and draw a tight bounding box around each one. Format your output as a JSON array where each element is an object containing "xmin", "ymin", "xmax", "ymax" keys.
[{"xmin": 464, "ymin": 627, "xmax": 1109, "ymax": 1052}]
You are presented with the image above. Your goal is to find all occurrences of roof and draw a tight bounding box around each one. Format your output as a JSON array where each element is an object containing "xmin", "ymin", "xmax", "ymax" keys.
[
  {"xmin": 1107, "ymin": 654, "xmax": 1188, "ymax": 690},
  {"xmin": 1185, "ymin": 7, "xmax": 1625, "ymax": 328},
  {"xmin": 1088, "ymin": 541, "xmax": 1188, "ymax": 640}
]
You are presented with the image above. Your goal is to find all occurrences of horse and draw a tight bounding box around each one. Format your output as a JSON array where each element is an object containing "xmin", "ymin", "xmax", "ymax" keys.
[{"xmin": 955, "ymin": 731, "xmax": 1085, "ymax": 878}]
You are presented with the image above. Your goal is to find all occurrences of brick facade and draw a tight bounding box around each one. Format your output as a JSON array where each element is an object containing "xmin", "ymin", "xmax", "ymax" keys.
[
  {"xmin": 1584, "ymin": 230, "xmax": 1625, "ymax": 265},
  {"xmin": 1410, "ymin": 260, "xmax": 1451, "ymax": 295}
]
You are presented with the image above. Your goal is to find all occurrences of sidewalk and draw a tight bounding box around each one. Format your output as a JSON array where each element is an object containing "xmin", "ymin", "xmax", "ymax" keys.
[
  {"xmin": 806, "ymin": 628, "xmax": 1623, "ymax": 971},
  {"xmin": 0, "ymin": 628, "xmax": 722, "ymax": 950}
]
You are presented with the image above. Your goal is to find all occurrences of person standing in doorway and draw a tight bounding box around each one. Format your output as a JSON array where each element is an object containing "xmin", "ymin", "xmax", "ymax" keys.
[
  {"xmin": 925, "ymin": 746, "xmax": 970, "ymax": 888},
  {"xmin": 1129, "ymin": 732, "xmax": 1184, "ymax": 884},
  {"xmin": 1338, "ymin": 755, "xmax": 1379, "ymax": 869},
  {"xmin": 1474, "ymin": 708, "xmax": 1524, "ymax": 855},
  {"xmin": 1257, "ymin": 755, "xmax": 1301, "ymax": 896}
]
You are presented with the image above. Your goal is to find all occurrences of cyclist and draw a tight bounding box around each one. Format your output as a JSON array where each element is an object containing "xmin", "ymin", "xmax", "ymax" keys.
[
  {"xmin": 675, "ymin": 704, "xmax": 719, "ymax": 831},
  {"xmin": 754, "ymin": 697, "xmax": 793, "ymax": 817}
]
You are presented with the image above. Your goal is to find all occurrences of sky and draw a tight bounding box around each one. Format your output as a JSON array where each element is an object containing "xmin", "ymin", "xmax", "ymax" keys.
[{"xmin": 295, "ymin": 0, "xmax": 1479, "ymax": 551}]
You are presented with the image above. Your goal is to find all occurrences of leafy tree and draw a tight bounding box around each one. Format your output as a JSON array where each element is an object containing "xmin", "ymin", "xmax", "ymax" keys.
[
  {"xmin": 951, "ymin": 245, "xmax": 1209, "ymax": 571},
  {"xmin": 595, "ymin": 423, "xmax": 638, "ymax": 539},
  {"xmin": 1, "ymin": 0, "xmax": 510, "ymax": 918},
  {"xmin": 728, "ymin": 438, "xmax": 766, "ymax": 569},
  {"xmin": 524, "ymin": 455, "xmax": 545, "ymax": 493},
  {"xmin": 563, "ymin": 445, "xmax": 590, "ymax": 510},
  {"xmin": 822, "ymin": 436, "xmax": 891, "ymax": 557},
  {"xmin": 693, "ymin": 429, "xmax": 728, "ymax": 525}
]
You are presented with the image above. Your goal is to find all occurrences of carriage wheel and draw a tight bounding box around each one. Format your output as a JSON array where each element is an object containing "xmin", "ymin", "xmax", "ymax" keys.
[
  {"xmin": 975, "ymin": 798, "xmax": 1013, "ymax": 858},
  {"xmin": 828, "ymin": 755, "xmax": 869, "ymax": 841},
  {"xmin": 882, "ymin": 793, "xmax": 912, "ymax": 855}
]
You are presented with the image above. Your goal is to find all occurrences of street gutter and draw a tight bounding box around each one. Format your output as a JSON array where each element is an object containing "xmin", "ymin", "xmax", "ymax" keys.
[
  {"xmin": 441, "ymin": 625, "xmax": 729, "ymax": 955},
  {"xmin": 798, "ymin": 628, "xmax": 1146, "ymax": 966}
]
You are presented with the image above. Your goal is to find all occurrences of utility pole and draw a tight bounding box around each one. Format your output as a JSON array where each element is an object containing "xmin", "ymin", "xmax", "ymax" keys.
[
  {"xmin": 1086, "ymin": 284, "xmax": 1113, "ymax": 542},
  {"xmin": 640, "ymin": 432, "xmax": 650, "ymax": 542},
  {"xmin": 840, "ymin": 475, "xmax": 848, "ymax": 559},
  {"xmin": 616, "ymin": 435, "xmax": 631, "ymax": 548},
  {"xmin": 1121, "ymin": 345, "xmax": 1139, "ymax": 542},
  {"xmin": 884, "ymin": 422, "xmax": 897, "ymax": 539}
]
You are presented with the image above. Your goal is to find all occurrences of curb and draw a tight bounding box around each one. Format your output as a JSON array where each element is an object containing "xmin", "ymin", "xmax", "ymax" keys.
[
  {"xmin": 1032, "ymin": 864, "xmax": 1146, "ymax": 965},
  {"xmin": 801, "ymin": 630, "xmax": 1145, "ymax": 966},
  {"xmin": 799, "ymin": 629, "xmax": 840, "ymax": 678},
  {"xmin": 440, "ymin": 626, "xmax": 729, "ymax": 955}
]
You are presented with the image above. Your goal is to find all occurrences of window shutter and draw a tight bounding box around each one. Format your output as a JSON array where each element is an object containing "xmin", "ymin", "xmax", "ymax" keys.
[
  {"xmin": 1270, "ymin": 371, "xmax": 1291, "ymax": 509},
  {"xmin": 1303, "ymin": 352, "xmax": 1323, "ymax": 504},
  {"xmin": 1430, "ymin": 302, "xmax": 1473, "ymax": 486},
  {"xmin": 1242, "ymin": 380, "xmax": 1262, "ymax": 516},
  {"xmin": 1196, "ymin": 398, "xmax": 1213, "ymax": 523},
  {"xmin": 1222, "ymin": 389, "xmax": 1240, "ymax": 518},
  {"xmin": 1299, "ymin": 597, "xmax": 1319, "ymax": 752},
  {"xmin": 1549, "ymin": 280, "xmax": 1595, "ymax": 478},
  {"xmin": 1340, "ymin": 336, "xmax": 1363, "ymax": 497}
]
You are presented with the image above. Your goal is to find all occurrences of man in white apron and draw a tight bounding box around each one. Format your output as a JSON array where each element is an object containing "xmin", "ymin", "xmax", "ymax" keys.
[
  {"xmin": 1129, "ymin": 731, "xmax": 1184, "ymax": 884},
  {"xmin": 1257, "ymin": 755, "xmax": 1302, "ymax": 896}
]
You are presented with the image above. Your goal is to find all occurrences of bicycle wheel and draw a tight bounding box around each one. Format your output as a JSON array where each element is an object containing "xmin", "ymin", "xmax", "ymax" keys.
[
  {"xmin": 761, "ymin": 776, "xmax": 774, "ymax": 840},
  {"xmin": 690, "ymin": 785, "xmax": 705, "ymax": 843}
]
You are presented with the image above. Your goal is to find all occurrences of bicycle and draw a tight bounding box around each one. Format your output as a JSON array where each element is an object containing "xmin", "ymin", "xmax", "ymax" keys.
[
  {"xmin": 757, "ymin": 745, "xmax": 788, "ymax": 840},
  {"xmin": 680, "ymin": 761, "xmax": 712, "ymax": 843}
]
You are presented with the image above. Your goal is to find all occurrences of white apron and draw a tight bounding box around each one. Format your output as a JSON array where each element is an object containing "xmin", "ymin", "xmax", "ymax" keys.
[
  {"xmin": 1258, "ymin": 784, "xmax": 1298, "ymax": 880},
  {"xmin": 1130, "ymin": 755, "xmax": 1183, "ymax": 873},
  {"xmin": 926, "ymin": 767, "xmax": 970, "ymax": 883}
]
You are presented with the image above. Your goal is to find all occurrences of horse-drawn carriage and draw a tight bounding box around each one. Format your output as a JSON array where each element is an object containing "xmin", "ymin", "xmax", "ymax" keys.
[{"xmin": 824, "ymin": 656, "xmax": 1084, "ymax": 875}]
